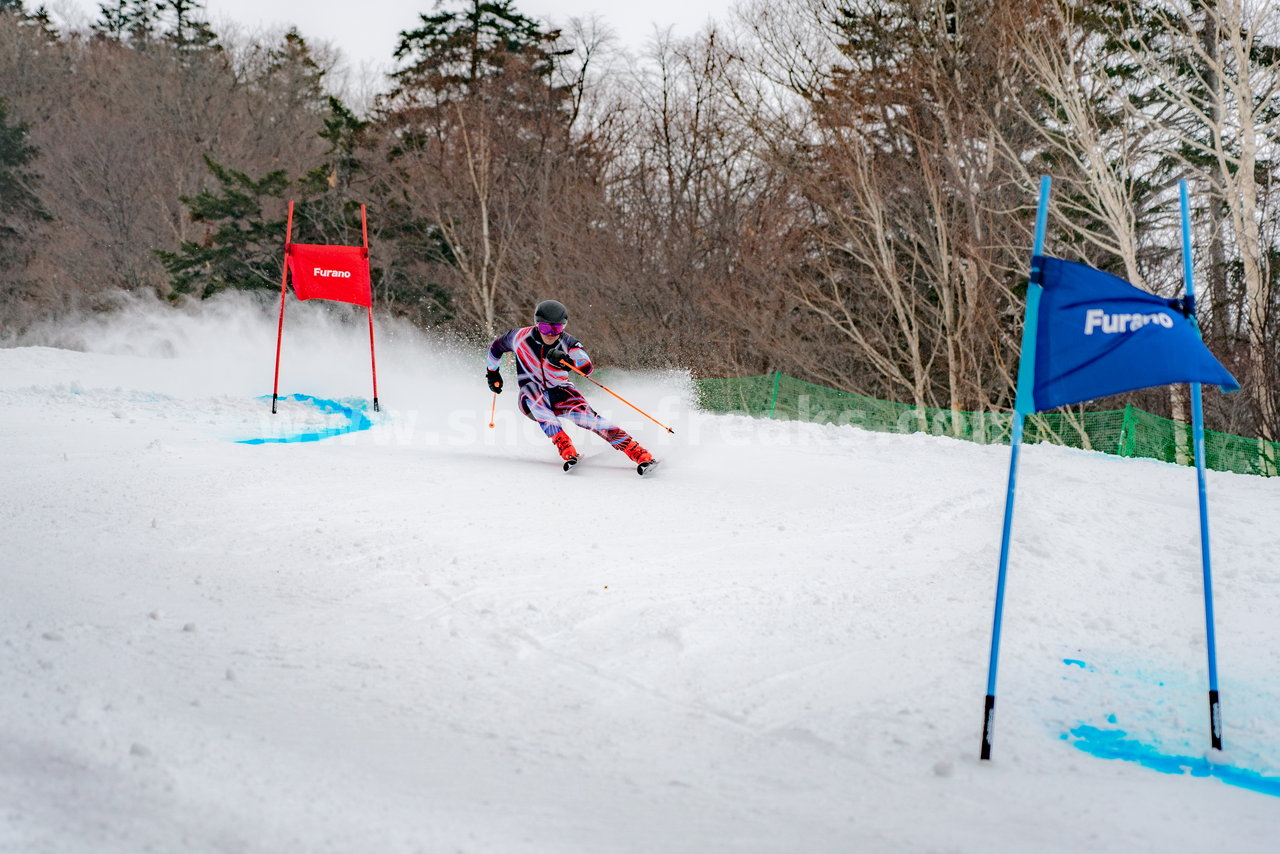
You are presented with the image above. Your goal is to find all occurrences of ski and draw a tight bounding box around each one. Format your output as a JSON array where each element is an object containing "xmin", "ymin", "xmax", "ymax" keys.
[{"xmin": 558, "ymin": 456, "xmax": 658, "ymax": 475}]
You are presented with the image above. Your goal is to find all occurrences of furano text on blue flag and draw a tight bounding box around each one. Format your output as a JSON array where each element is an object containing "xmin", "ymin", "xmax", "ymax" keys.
[{"xmin": 1083, "ymin": 309, "xmax": 1174, "ymax": 335}]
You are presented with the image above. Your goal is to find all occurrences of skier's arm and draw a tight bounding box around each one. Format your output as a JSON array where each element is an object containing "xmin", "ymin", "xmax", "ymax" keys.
[
  {"xmin": 547, "ymin": 343, "xmax": 591, "ymax": 374},
  {"xmin": 485, "ymin": 330, "xmax": 517, "ymax": 392},
  {"xmin": 564, "ymin": 343, "xmax": 592, "ymax": 375},
  {"xmin": 486, "ymin": 330, "xmax": 516, "ymax": 371}
]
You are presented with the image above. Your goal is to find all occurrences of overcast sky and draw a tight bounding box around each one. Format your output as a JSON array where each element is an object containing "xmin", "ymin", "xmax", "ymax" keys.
[{"xmin": 49, "ymin": 1, "xmax": 739, "ymax": 73}]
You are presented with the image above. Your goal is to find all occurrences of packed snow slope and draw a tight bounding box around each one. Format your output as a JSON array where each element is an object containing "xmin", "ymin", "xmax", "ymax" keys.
[{"xmin": 2, "ymin": 295, "xmax": 1279, "ymax": 854}]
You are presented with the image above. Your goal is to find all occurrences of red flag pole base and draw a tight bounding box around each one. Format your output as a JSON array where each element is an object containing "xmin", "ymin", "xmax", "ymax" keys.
[
  {"xmin": 372, "ymin": 398, "xmax": 380, "ymax": 413},
  {"xmin": 272, "ymin": 393, "xmax": 278, "ymax": 415}
]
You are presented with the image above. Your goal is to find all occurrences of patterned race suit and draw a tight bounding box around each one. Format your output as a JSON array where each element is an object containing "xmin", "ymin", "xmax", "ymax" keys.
[{"xmin": 487, "ymin": 326, "xmax": 637, "ymax": 448}]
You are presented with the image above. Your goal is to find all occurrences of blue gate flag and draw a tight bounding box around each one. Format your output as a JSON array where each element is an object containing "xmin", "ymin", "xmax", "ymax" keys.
[{"xmin": 1028, "ymin": 255, "xmax": 1239, "ymax": 412}]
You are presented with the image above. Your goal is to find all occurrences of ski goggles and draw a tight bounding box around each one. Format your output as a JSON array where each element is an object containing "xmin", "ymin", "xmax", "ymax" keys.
[{"xmin": 537, "ymin": 321, "xmax": 566, "ymax": 335}]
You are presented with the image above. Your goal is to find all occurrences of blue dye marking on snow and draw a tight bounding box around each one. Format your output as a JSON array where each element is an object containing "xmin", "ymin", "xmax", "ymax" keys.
[
  {"xmin": 237, "ymin": 394, "xmax": 373, "ymax": 445},
  {"xmin": 1065, "ymin": 725, "xmax": 1280, "ymax": 798},
  {"xmin": 1106, "ymin": 714, "xmax": 1117, "ymax": 724},
  {"xmin": 1063, "ymin": 659, "xmax": 1088, "ymax": 668}
]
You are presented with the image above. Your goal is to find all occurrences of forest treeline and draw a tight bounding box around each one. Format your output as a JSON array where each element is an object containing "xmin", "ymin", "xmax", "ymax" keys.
[{"xmin": 1, "ymin": 0, "xmax": 1277, "ymax": 439}]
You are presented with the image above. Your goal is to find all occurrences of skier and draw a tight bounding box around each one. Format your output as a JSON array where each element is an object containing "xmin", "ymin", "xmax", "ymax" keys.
[{"xmin": 486, "ymin": 299, "xmax": 656, "ymax": 473}]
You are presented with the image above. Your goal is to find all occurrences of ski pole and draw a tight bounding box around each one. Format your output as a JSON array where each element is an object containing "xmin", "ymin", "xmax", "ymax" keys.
[
  {"xmin": 563, "ymin": 363, "xmax": 675, "ymax": 434},
  {"xmin": 488, "ymin": 393, "xmax": 497, "ymax": 429}
]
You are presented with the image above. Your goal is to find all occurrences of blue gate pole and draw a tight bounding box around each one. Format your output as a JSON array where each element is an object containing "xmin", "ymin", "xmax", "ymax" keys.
[
  {"xmin": 982, "ymin": 175, "xmax": 1051, "ymax": 760},
  {"xmin": 1180, "ymin": 180, "xmax": 1223, "ymax": 751}
]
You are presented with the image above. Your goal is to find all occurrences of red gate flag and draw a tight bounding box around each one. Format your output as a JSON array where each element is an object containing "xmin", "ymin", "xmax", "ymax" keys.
[
  {"xmin": 272, "ymin": 201, "xmax": 380, "ymax": 413},
  {"xmin": 286, "ymin": 243, "xmax": 372, "ymax": 307}
]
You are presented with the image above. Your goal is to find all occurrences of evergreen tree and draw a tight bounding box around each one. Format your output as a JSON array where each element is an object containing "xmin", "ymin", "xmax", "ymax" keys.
[
  {"xmin": 385, "ymin": 0, "xmax": 570, "ymax": 119},
  {"xmin": 93, "ymin": 0, "xmax": 217, "ymax": 49},
  {"xmin": 158, "ymin": 97, "xmax": 458, "ymax": 322},
  {"xmin": 391, "ymin": 1, "xmax": 552, "ymax": 95},
  {"xmin": 93, "ymin": 0, "xmax": 162, "ymax": 43},
  {"xmin": 297, "ymin": 96, "xmax": 374, "ymax": 250},
  {"xmin": 373, "ymin": 1, "xmax": 581, "ymax": 332},
  {"xmin": 261, "ymin": 28, "xmax": 327, "ymax": 104},
  {"xmin": 160, "ymin": 0, "xmax": 218, "ymax": 51},
  {"xmin": 0, "ymin": 1, "xmax": 55, "ymax": 37},
  {"xmin": 157, "ymin": 157, "xmax": 290, "ymax": 299},
  {"xmin": 2, "ymin": 1, "xmax": 61, "ymax": 41},
  {"xmin": 0, "ymin": 97, "xmax": 47, "ymax": 259},
  {"xmin": 156, "ymin": 27, "xmax": 340, "ymax": 299},
  {"xmin": 302, "ymin": 97, "xmax": 367, "ymax": 202}
]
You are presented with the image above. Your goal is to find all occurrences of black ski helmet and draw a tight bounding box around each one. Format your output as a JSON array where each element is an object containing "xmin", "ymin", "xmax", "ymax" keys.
[{"xmin": 534, "ymin": 299, "xmax": 568, "ymax": 325}]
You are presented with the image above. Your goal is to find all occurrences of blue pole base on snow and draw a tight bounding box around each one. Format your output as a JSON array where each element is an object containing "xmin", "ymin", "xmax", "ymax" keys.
[
  {"xmin": 982, "ymin": 413, "xmax": 1024, "ymax": 761},
  {"xmin": 1210, "ymin": 689, "xmax": 1222, "ymax": 751},
  {"xmin": 1193, "ymin": 378, "xmax": 1222, "ymax": 751},
  {"xmin": 981, "ymin": 694, "xmax": 996, "ymax": 760}
]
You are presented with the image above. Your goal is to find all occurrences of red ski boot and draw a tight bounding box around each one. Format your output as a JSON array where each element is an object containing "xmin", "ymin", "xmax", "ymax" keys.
[
  {"xmin": 616, "ymin": 437, "xmax": 658, "ymax": 475},
  {"xmin": 551, "ymin": 430, "xmax": 579, "ymax": 471}
]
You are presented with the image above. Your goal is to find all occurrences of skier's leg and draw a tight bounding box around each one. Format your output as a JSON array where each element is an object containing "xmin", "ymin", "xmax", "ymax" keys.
[
  {"xmin": 551, "ymin": 387, "xmax": 652, "ymax": 463},
  {"xmin": 521, "ymin": 388, "xmax": 577, "ymax": 460}
]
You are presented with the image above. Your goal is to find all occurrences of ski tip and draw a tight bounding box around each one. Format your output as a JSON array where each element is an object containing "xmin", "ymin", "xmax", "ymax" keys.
[
  {"xmin": 637, "ymin": 459, "xmax": 660, "ymax": 476},
  {"xmin": 563, "ymin": 456, "xmax": 579, "ymax": 472}
]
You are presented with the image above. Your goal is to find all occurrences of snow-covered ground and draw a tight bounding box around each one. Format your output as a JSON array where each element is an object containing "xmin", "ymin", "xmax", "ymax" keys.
[{"xmin": 3, "ymin": 295, "xmax": 1278, "ymax": 853}]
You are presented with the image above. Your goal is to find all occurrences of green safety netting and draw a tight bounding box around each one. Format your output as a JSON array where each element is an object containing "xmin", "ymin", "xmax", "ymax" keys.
[{"xmin": 695, "ymin": 372, "xmax": 1280, "ymax": 477}]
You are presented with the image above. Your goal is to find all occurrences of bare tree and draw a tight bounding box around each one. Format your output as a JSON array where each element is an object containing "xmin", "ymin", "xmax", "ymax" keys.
[
  {"xmin": 733, "ymin": 0, "xmax": 1040, "ymax": 417},
  {"xmin": 368, "ymin": 2, "xmax": 606, "ymax": 336},
  {"xmin": 0, "ymin": 11, "xmax": 335, "ymax": 326},
  {"xmin": 1007, "ymin": 1, "xmax": 1200, "ymax": 451},
  {"xmin": 1158, "ymin": 0, "xmax": 1280, "ymax": 441},
  {"xmin": 1020, "ymin": 0, "xmax": 1279, "ymax": 440},
  {"xmin": 594, "ymin": 27, "xmax": 802, "ymax": 373}
]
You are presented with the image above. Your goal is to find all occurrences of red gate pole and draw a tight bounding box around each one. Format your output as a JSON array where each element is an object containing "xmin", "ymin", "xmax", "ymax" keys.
[
  {"xmin": 271, "ymin": 200, "xmax": 295, "ymax": 414},
  {"xmin": 362, "ymin": 204, "xmax": 380, "ymax": 412}
]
